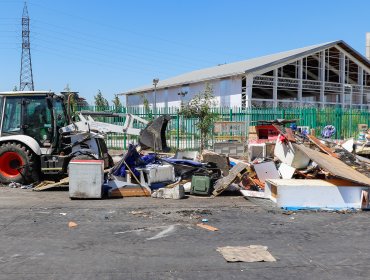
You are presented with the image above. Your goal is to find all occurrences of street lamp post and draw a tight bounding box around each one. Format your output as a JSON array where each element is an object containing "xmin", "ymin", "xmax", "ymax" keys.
[
  {"xmin": 178, "ymin": 90, "xmax": 188, "ymax": 108},
  {"xmin": 153, "ymin": 78, "xmax": 159, "ymax": 115},
  {"xmin": 345, "ymin": 84, "xmax": 353, "ymax": 137}
]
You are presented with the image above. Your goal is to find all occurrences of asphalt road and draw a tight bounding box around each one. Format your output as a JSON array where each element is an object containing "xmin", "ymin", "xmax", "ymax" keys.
[{"xmin": 0, "ymin": 187, "xmax": 369, "ymax": 280}]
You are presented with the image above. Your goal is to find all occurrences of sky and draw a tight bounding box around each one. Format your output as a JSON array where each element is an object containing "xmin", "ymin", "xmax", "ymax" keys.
[{"xmin": 0, "ymin": 0, "xmax": 370, "ymax": 105}]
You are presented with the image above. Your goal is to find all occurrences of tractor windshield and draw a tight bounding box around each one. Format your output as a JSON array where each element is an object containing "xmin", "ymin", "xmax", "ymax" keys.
[
  {"xmin": 53, "ymin": 97, "xmax": 68, "ymax": 128},
  {"xmin": 23, "ymin": 97, "xmax": 52, "ymax": 145}
]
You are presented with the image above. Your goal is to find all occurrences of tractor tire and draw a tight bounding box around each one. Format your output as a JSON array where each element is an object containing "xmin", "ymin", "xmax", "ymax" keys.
[{"xmin": 0, "ymin": 142, "xmax": 39, "ymax": 184}]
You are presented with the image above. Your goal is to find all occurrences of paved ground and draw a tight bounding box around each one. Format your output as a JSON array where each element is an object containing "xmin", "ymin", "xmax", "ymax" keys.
[{"xmin": 0, "ymin": 187, "xmax": 369, "ymax": 280}]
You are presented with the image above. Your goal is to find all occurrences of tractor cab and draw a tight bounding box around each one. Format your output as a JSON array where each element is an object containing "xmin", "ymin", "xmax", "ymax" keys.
[{"xmin": 0, "ymin": 91, "xmax": 69, "ymax": 154}]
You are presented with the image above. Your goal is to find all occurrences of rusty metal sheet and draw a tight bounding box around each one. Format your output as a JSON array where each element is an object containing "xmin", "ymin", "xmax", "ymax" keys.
[{"xmin": 294, "ymin": 144, "xmax": 370, "ymax": 187}]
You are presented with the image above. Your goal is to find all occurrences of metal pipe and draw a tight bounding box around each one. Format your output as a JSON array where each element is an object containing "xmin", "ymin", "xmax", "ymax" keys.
[{"xmin": 153, "ymin": 78, "xmax": 159, "ymax": 115}]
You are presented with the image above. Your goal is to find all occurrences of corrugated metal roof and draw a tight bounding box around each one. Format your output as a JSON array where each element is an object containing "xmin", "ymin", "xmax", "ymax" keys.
[{"xmin": 120, "ymin": 40, "xmax": 370, "ymax": 95}]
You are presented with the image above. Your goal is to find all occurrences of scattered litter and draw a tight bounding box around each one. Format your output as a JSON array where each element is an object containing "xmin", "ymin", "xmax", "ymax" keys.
[
  {"xmin": 196, "ymin": 223, "xmax": 218, "ymax": 231},
  {"xmin": 59, "ymin": 213, "xmax": 67, "ymax": 216},
  {"xmin": 68, "ymin": 221, "xmax": 78, "ymax": 228},
  {"xmin": 201, "ymin": 218, "xmax": 208, "ymax": 223},
  {"xmin": 217, "ymin": 245, "xmax": 276, "ymax": 263},
  {"xmin": 9, "ymin": 182, "xmax": 22, "ymax": 188}
]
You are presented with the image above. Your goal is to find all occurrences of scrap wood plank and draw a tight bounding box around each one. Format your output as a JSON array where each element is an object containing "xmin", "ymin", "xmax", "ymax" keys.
[
  {"xmin": 109, "ymin": 186, "xmax": 151, "ymax": 197},
  {"xmin": 307, "ymin": 135, "xmax": 340, "ymax": 159},
  {"xmin": 197, "ymin": 223, "xmax": 218, "ymax": 231},
  {"xmin": 294, "ymin": 144, "xmax": 370, "ymax": 187},
  {"xmin": 212, "ymin": 162, "xmax": 249, "ymax": 196},
  {"xmin": 33, "ymin": 177, "xmax": 69, "ymax": 191},
  {"xmin": 272, "ymin": 124, "xmax": 296, "ymax": 142},
  {"xmin": 284, "ymin": 128, "xmax": 297, "ymax": 143}
]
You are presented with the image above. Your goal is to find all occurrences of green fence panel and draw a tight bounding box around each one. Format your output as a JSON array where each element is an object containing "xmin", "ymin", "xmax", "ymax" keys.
[{"xmin": 76, "ymin": 105, "xmax": 370, "ymax": 150}]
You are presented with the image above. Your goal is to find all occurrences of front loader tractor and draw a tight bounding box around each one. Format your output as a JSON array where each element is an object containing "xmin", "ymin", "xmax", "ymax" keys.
[{"xmin": 0, "ymin": 91, "xmax": 170, "ymax": 185}]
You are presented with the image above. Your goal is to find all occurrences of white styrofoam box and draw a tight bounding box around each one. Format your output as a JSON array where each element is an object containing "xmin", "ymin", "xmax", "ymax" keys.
[
  {"xmin": 265, "ymin": 179, "xmax": 369, "ymax": 210},
  {"xmin": 69, "ymin": 160, "xmax": 104, "ymax": 199},
  {"xmin": 278, "ymin": 163, "xmax": 296, "ymax": 179},
  {"xmin": 151, "ymin": 185, "xmax": 185, "ymax": 199},
  {"xmin": 253, "ymin": 161, "xmax": 280, "ymax": 183},
  {"xmin": 274, "ymin": 136, "xmax": 310, "ymax": 169},
  {"xmin": 248, "ymin": 143, "xmax": 266, "ymax": 160},
  {"xmin": 139, "ymin": 164, "xmax": 175, "ymax": 186}
]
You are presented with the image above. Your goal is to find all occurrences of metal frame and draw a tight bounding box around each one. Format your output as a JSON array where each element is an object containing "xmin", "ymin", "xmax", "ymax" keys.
[{"xmin": 249, "ymin": 46, "xmax": 370, "ymax": 108}]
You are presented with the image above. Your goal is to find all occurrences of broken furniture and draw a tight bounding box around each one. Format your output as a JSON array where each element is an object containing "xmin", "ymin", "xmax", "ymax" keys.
[
  {"xmin": 69, "ymin": 159, "xmax": 104, "ymax": 199},
  {"xmin": 274, "ymin": 136, "xmax": 310, "ymax": 169},
  {"xmin": 295, "ymin": 144, "xmax": 370, "ymax": 186},
  {"xmin": 265, "ymin": 179, "xmax": 370, "ymax": 210},
  {"xmin": 247, "ymin": 143, "xmax": 275, "ymax": 161},
  {"xmin": 136, "ymin": 164, "xmax": 175, "ymax": 187}
]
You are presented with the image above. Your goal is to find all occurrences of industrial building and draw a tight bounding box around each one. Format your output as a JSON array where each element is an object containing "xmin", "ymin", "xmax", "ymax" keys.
[{"xmin": 120, "ymin": 40, "xmax": 370, "ymax": 109}]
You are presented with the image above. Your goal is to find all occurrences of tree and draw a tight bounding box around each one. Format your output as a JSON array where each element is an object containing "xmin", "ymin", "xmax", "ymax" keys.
[
  {"xmin": 94, "ymin": 90, "xmax": 109, "ymax": 108},
  {"xmin": 112, "ymin": 94, "xmax": 123, "ymax": 112},
  {"xmin": 181, "ymin": 83, "xmax": 218, "ymax": 151},
  {"xmin": 141, "ymin": 94, "xmax": 151, "ymax": 119}
]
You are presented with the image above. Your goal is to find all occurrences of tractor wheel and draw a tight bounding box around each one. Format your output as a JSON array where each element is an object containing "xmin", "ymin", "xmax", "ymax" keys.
[{"xmin": 0, "ymin": 142, "xmax": 39, "ymax": 184}]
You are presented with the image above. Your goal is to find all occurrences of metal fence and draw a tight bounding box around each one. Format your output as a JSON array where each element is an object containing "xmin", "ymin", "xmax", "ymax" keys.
[{"xmin": 77, "ymin": 106, "xmax": 370, "ymax": 150}]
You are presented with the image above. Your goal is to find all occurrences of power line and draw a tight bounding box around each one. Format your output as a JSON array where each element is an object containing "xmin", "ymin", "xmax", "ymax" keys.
[
  {"xmin": 19, "ymin": 2, "xmax": 34, "ymax": 91},
  {"xmin": 30, "ymin": 19, "xmax": 216, "ymax": 67},
  {"xmin": 28, "ymin": 2, "xmax": 243, "ymax": 58}
]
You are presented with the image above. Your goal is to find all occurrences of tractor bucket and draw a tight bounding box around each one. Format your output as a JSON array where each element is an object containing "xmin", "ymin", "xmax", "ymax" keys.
[{"xmin": 139, "ymin": 115, "xmax": 171, "ymax": 152}]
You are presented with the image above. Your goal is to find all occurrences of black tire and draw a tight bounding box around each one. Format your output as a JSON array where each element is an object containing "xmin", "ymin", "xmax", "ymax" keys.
[{"xmin": 0, "ymin": 142, "xmax": 39, "ymax": 184}]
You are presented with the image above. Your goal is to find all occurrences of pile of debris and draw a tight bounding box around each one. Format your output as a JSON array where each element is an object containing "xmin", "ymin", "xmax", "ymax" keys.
[
  {"xmin": 239, "ymin": 123, "xmax": 370, "ymax": 211},
  {"xmin": 27, "ymin": 117, "xmax": 370, "ymax": 212}
]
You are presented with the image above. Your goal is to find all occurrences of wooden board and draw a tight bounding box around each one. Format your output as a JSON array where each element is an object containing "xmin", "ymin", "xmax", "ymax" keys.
[
  {"xmin": 307, "ymin": 135, "xmax": 339, "ymax": 158},
  {"xmin": 33, "ymin": 177, "xmax": 69, "ymax": 191},
  {"xmin": 295, "ymin": 144, "xmax": 370, "ymax": 187},
  {"xmin": 285, "ymin": 128, "xmax": 296, "ymax": 143},
  {"xmin": 196, "ymin": 223, "xmax": 218, "ymax": 231},
  {"xmin": 212, "ymin": 162, "xmax": 249, "ymax": 196},
  {"xmin": 109, "ymin": 186, "xmax": 151, "ymax": 197}
]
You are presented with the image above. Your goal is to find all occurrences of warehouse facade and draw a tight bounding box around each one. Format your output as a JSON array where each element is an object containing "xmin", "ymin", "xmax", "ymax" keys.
[{"xmin": 120, "ymin": 41, "xmax": 370, "ymax": 109}]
